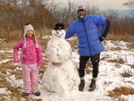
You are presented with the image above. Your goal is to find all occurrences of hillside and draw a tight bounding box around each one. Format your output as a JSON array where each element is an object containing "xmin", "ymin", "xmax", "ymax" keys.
[{"xmin": 0, "ymin": 39, "xmax": 134, "ymax": 101}]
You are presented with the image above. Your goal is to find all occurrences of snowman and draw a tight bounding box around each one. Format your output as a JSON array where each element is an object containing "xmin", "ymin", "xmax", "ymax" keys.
[{"xmin": 42, "ymin": 23, "xmax": 80, "ymax": 94}]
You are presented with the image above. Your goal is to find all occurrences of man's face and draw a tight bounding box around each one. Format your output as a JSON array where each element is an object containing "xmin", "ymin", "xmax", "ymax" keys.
[{"xmin": 78, "ymin": 10, "xmax": 86, "ymax": 19}]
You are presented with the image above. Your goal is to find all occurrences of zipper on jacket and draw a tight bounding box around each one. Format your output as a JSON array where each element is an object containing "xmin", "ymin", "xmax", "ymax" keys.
[{"xmin": 81, "ymin": 19, "xmax": 92, "ymax": 56}]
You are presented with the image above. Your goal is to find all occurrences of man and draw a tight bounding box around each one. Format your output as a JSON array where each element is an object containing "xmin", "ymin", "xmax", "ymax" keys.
[{"xmin": 65, "ymin": 5, "xmax": 110, "ymax": 91}]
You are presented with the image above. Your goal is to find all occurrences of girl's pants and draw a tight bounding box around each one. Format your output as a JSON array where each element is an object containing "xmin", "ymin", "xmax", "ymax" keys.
[
  {"xmin": 22, "ymin": 63, "xmax": 39, "ymax": 93},
  {"xmin": 79, "ymin": 53, "xmax": 100, "ymax": 78}
]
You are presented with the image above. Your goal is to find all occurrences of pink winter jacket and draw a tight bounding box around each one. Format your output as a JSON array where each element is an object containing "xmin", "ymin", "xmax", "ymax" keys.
[{"xmin": 13, "ymin": 37, "xmax": 44, "ymax": 66}]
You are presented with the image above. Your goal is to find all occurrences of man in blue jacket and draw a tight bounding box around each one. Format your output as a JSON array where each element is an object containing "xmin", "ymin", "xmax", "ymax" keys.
[{"xmin": 65, "ymin": 5, "xmax": 110, "ymax": 91}]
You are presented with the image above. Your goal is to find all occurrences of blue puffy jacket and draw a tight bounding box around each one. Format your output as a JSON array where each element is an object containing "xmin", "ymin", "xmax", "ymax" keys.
[{"xmin": 65, "ymin": 15, "xmax": 108, "ymax": 56}]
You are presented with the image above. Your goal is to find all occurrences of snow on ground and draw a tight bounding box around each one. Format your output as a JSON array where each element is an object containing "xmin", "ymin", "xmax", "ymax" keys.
[{"xmin": 0, "ymin": 40, "xmax": 134, "ymax": 101}]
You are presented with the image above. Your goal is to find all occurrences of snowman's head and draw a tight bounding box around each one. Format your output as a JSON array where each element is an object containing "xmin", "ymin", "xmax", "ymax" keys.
[{"xmin": 52, "ymin": 30, "xmax": 66, "ymax": 39}]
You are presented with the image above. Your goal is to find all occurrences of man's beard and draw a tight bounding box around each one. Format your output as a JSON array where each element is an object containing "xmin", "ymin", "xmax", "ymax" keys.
[
  {"xmin": 78, "ymin": 14, "xmax": 86, "ymax": 19},
  {"xmin": 79, "ymin": 15, "xmax": 85, "ymax": 19}
]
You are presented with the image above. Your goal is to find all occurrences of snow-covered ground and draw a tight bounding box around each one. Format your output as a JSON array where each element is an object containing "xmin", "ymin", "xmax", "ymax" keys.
[{"xmin": 0, "ymin": 40, "xmax": 134, "ymax": 101}]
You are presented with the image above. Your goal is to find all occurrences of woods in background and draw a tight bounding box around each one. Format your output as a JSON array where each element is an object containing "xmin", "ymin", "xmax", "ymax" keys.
[{"xmin": 0, "ymin": 0, "xmax": 134, "ymax": 41}]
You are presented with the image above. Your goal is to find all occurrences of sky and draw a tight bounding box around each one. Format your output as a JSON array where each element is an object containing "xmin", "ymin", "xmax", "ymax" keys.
[
  {"xmin": 60, "ymin": 0, "xmax": 129, "ymax": 10},
  {"xmin": 1, "ymin": 35, "xmax": 134, "ymax": 100}
]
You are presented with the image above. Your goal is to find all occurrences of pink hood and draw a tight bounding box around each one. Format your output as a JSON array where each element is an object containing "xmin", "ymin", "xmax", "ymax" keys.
[{"xmin": 13, "ymin": 37, "xmax": 44, "ymax": 66}]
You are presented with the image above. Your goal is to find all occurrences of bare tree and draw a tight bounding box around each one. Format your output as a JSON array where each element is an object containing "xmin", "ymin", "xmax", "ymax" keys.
[
  {"xmin": 0, "ymin": 0, "xmax": 21, "ymax": 40},
  {"xmin": 101, "ymin": 9, "xmax": 120, "ymax": 34},
  {"xmin": 123, "ymin": 0, "xmax": 134, "ymax": 15},
  {"xmin": 101, "ymin": 8, "xmax": 119, "ymax": 22},
  {"xmin": 29, "ymin": 0, "xmax": 57, "ymax": 37},
  {"xmin": 0, "ymin": 0, "xmax": 133, "ymax": 40},
  {"xmin": 86, "ymin": 4, "xmax": 100, "ymax": 15}
]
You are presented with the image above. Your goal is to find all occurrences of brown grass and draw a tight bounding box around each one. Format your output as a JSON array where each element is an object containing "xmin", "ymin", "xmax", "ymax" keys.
[
  {"xmin": 0, "ymin": 77, "xmax": 22, "ymax": 99},
  {"xmin": 0, "ymin": 52, "xmax": 12, "ymax": 61},
  {"xmin": 10, "ymin": 69, "xmax": 23, "ymax": 79},
  {"xmin": 107, "ymin": 59, "xmax": 125, "ymax": 64},
  {"xmin": 1, "ymin": 29, "xmax": 134, "ymax": 42},
  {"xmin": 0, "ymin": 40, "xmax": 18, "ymax": 50},
  {"xmin": 120, "ymin": 71, "xmax": 132, "ymax": 77},
  {"xmin": 129, "ymin": 65, "xmax": 134, "ymax": 69},
  {"xmin": 39, "ymin": 65, "xmax": 47, "ymax": 79},
  {"xmin": 0, "ymin": 95, "xmax": 7, "ymax": 101},
  {"xmin": 0, "ymin": 30, "xmax": 134, "ymax": 100},
  {"xmin": 108, "ymin": 86, "xmax": 134, "ymax": 97},
  {"xmin": 109, "ymin": 47, "xmax": 121, "ymax": 51},
  {"xmin": 107, "ymin": 33, "xmax": 134, "ymax": 42},
  {"xmin": 85, "ymin": 61, "xmax": 92, "ymax": 74},
  {"xmin": 0, "ymin": 61, "xmax": 17, "ymax": 73},
  {"xmin": 0, "ymin": 48, "xmax": 23, "ymax": 100}
]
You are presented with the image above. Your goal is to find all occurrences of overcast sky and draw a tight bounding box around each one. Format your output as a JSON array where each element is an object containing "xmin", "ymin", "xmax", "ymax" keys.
[{"xmin": 59, "ymin": 0, "xmax": 129, "ymax": 10}]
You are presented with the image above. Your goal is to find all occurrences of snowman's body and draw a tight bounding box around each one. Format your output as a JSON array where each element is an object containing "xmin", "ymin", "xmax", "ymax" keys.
[
  {"xmin": 42, "ymin": 30, "xmax": 80, "ymax": 94},
  {"xmin": 46, "ymin": 30, "xmax": 72, "ymax": 64}
]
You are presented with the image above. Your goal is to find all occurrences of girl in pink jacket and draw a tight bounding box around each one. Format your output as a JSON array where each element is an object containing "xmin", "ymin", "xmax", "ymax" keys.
[{"xmin": 13, "ymin": 23, "xmax": 44, "ymax": 97}]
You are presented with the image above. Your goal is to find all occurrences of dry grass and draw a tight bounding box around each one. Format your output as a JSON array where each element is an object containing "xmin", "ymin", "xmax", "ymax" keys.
[
  {"xmin": 85, "ymin": 61, "xmax": 92, "ymax": 74},
  {"xmin": 107, "ymin": 59, "xmax": 125, "ymax": 64},
  {"xmin": 39, "ymin": 65, "xmax": 47, "ymax": 79},
  {"xmin": 1, "ymin": 61, "xmax": 17, "ymax": 72},
  {"xmin": 108, "ymin": 86, "xmax": 134, "ymax": 98},
  {"xmin": 107, "ymin": 33, "xmax": 134, "ymax": 42},
  {"xmin": 0, "ymin": 30, "xmax": 134, "ymax": 100},
  {"xmin": 120, "ymin": 71, "xmax": 133, "ymax": 77},
  {"xmin": 0, "ymin": 40, "xmax": 18, "ymax": 50},
  {"xmin": 0, "ymin": 52, "xmax": 12, "ymax": 61},
  {"xmin": 0, "ymin": 75, "xmax": 23, "ymax": 100},
  {"xmin": 0, "ymin": 61, "xmax": 23, "ymax": 100},
  {"xmin": 108, "ymin": 47, "xmax": 122, "ymax": 51},
  {"xmin": 0, "ymin": 95, "xmax": 7, "ymax": 101},
  {"xmin": 129, "ymin": 65, "xmax": 134, "ymax": 69},
  {"xmin": 36, "ymin": 28, "xmax": 52, "ymax": 36},
  {"xmin": 1, "ymin": 29, "xmax": 134, "ymax": 42}
]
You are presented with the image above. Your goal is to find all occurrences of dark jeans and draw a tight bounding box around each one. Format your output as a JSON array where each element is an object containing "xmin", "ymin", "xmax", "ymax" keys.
[{"xmin": 79, "ymin": 53, "xmax": 100, "ymax": 78}]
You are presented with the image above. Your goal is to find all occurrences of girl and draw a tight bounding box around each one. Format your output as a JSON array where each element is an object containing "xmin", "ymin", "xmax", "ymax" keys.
[{"xmin": 13, "ymin": 23, "xmax": 44, "ymax": 97}]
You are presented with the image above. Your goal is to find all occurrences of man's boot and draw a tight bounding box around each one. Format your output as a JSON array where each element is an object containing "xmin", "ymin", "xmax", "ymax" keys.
[
  {"xmin": 89, "ymin": 79, "xmax": 96, "ymax": 91},
  {"xmin": 79, "ymin": 78, "xmax": 85, "ymax": 91}
]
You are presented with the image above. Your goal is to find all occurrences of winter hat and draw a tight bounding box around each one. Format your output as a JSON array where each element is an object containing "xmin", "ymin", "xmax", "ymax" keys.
[
  {"xmin": 77, "ymin": 5, "xmax": 86, "ymax": 12},
  {"xmin": 24, "ymin": 24, "xmax": 34, "ymax": 36},
  {"xmin": 54, "ymin": 23, "xmax": 64, "ymax": 30},
  {"xmin": 23, "ymin": 24, "xmax": 39, "ymax": 48}
]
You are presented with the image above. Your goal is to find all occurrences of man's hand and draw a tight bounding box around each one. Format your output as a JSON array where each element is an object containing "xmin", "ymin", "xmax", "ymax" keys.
[{"xmin": 99, "ymin": 36, "xmax": 105, "ymax": 41}]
